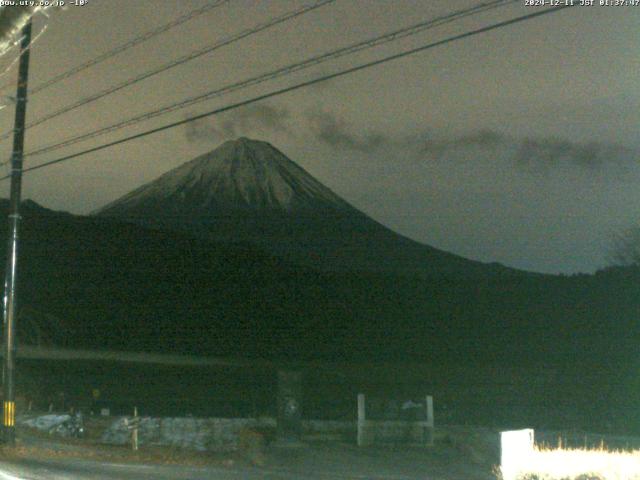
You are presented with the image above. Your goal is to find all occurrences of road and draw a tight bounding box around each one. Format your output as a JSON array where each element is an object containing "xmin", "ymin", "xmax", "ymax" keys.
[
  {"xmin": 0, "ymin": 442, "xmax": 496, "ymax": 480},
  {"xmin": 0, "ymin": 460, "xmax": 444, "ymax": 480},
  {"xmin": 0, "ymin": 458, "xmax": 308, "ymax": 480}
]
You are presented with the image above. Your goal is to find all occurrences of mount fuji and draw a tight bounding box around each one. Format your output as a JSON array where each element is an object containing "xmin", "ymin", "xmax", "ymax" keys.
[{"xmin": 96, "ymin": 137, "xmax": 516, "ymax": 277}]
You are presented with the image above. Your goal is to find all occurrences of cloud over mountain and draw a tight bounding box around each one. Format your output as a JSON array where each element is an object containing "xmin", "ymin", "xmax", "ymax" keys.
[
  {"xmin": 185, "ymin": 104, "xmax": 291, "ymax": 143},
  {"xmin": 184, "ymin": 104, "xmax": 638, "ymax": 173}
]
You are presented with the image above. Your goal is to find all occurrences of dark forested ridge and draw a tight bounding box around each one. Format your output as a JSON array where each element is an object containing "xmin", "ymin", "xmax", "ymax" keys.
[
  {"xmin": 2, "ymin": 200, "xmax": 639, "ymax": 432},
  {"xmin": 2, "ymin": 200, "xmax": 637, "ymax": 369}
]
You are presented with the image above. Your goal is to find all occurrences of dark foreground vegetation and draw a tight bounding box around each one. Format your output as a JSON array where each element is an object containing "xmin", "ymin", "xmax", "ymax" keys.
[{"xmin": 2, "ymin": 201, "xmax": 639, "ymax": 433}]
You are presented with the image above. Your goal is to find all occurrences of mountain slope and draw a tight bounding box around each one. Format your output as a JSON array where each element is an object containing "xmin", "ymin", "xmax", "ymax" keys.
[
  {"xmin": 2, "ymin": 200, "xmax": 638, "ymax": 367},
  {"xmin": 0, "ymin": 200, "xmax": 516, "ymax": 360},
  {"xmin": 96, "ymin": 137, "xmax": 518, "ymax": 277}
]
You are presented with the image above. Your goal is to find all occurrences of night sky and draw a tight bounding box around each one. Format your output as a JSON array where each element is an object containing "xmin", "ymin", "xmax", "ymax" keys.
[{"xmin": 0, "ymin": 0, "xmax": 638, "ymax": 274}]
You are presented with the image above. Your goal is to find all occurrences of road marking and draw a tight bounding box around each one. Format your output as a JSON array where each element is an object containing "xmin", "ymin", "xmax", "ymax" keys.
[{"xmin": 104, "ymin": 463, "xmax": 154, "ymax": 469}]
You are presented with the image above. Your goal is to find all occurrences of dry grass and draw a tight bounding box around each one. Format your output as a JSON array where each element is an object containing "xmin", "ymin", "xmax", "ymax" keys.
[{"xmin": 500, "ymin": 443, "xmax": 640, "ymax": 480}]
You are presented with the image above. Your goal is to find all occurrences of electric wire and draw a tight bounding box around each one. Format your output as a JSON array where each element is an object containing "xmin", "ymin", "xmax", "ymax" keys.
[
  {"xmin": 23, "ymin": 0, "xmax": 518, "ymax": 159},
  {"xmin": 0, "ymin": 0, "xmax": 335, "ymax": 141},
  {"xmin": 0, "ymin": 4, "xmax": 574, "ymax": 181},
  {"xmin": 0, "ymin": 0, "xmax": 230, "ymax": 97}
]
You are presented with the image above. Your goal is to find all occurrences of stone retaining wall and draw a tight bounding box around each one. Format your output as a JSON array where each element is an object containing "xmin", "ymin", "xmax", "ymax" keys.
[{"xmin": 101, "ymin": 416, "xmax": 356, "ymax": 451}]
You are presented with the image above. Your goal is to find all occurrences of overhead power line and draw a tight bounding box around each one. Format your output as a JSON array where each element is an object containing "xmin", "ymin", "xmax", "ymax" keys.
[
  {"xmin": 0, "ymin": 5, "xmax": 574, "ymax": 181},
  {"xmin": 0, "ymin": 0, "xmax": 335, "ymax": 142},
  {"xmin": 0, "ymin": 0, "xmax": 230, "ymax": 97},
  {"xmin": 24, "ymin": 0, "xmax": 517, "ymax": 159}
]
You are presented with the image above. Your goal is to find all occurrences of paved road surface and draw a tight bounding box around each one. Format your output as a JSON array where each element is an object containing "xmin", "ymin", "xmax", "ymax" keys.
[
  {"xmin": 0, "ymin": 460, "xmax": 433, "ymax": 480},
  {"xmin": 0, "ymin": 443, "xmax": 495, "ymax": 480},
  {"xmin": 0, "ymin": 458, "xmax": 290, "ymax": 480}
]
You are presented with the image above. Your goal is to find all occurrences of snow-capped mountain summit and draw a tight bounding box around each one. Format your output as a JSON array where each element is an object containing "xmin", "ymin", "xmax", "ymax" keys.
[
  {"xmin": 98, "ymin": 137, "xmax": 351, "ymax": 216},
  {"xmin": 97, "ymin": 138, "xmax": 517, "ymax": 277}
]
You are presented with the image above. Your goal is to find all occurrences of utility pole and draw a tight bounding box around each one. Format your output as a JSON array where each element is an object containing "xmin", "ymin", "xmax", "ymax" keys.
[{"xmin": 2, "ymin": 20, "xmax": 32, "ymax": 446}]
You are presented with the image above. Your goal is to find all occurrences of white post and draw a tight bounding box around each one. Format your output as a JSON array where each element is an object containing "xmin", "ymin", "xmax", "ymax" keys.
[
  {"xmin": 357, "ymin": 393, "xmax": 366, "ymax": 447},
  {"xmin": 425, "ymin": 395, "xmax": 434, "ymax": 446},
  {"xmin": 132, "ymin": 406, "xmax": 139, "ymax": 451}
]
